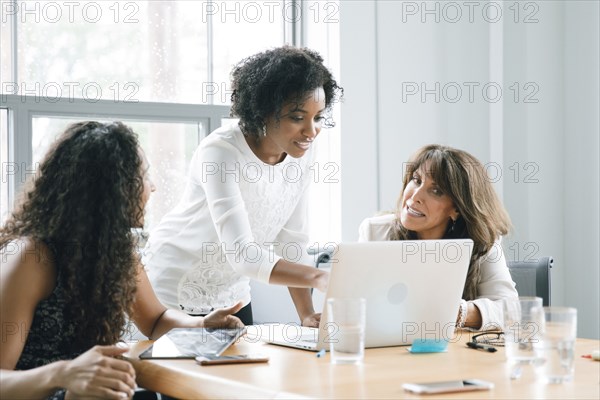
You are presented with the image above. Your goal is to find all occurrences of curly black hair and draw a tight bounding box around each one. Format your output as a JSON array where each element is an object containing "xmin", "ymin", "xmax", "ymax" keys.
[
  {"xmin": 0, "ymin": 121, "xmax": 144, "ymax": 351},
  {"xmin": 230, "ymin": 45, "xmax": 343, "ymax": 138}
]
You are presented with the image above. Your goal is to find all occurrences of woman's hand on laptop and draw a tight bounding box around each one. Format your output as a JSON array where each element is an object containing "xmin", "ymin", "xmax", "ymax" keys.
[
  {"xmin": 301, "ymin": 312, "xmax": 321, "ymax": 328},
  {"xmin": 203, "ymin": 301, "xmax": 245, "ymax": 329}
]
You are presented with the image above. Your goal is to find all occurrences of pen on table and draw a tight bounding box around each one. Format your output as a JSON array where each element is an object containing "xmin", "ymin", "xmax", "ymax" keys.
[
  {"xmin": 466, "ymin": 341, "xmax": 497, "ymax": 353},
  {"xmin": 582, "ymin": 350, "xmax": 600, "ymax": 361},
  {"xmin": 316, "ymin": 349, "xmax": 326, "ymax": 358}
]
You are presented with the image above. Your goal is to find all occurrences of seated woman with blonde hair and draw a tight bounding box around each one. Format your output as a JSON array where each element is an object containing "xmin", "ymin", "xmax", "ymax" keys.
[{"xmin": 359, "ymin": 144, "xmax": 518, "ymax": 330}]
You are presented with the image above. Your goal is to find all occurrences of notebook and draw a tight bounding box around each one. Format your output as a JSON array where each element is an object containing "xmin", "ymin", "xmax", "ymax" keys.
[{"xmin": 259, "ymin": 239, "xmax": 473, "ymax": 351}]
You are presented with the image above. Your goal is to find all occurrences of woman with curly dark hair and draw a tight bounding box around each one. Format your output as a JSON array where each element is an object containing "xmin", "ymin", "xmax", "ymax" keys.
[
  {"xmin": 358, "ymin": 144, "xmax": 517, "ymax": 331},
  {"xmin": 144, "ymin": 46, "xmax": 343, "ymax": 327},
  {"xmin": 0, "ymin": 121, "xmax": 243, "ymax": 399}
]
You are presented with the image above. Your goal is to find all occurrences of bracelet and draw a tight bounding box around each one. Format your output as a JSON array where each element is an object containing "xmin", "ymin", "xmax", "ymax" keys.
[{"xmin": 456, "ymin": 299, "xmax": 468, "ymax": 329}]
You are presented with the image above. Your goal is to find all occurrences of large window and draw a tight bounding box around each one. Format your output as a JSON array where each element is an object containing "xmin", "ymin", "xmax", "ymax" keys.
[
  {"xmin": 31, "ymin": 116, "xmax": 205, "ymax": 228},
  {"xmin": 1, "ymin": 0, "xmax": 341, "ymax": 242},
  {"xmin": 4, "ymin": 1, "xmax": 284, "ymax": 104}
]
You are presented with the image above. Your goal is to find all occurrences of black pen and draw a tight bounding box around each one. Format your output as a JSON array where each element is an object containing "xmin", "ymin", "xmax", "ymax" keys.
[{"xmin": 467, "ymin": 341, "xmax": 497, "ymax": 353}]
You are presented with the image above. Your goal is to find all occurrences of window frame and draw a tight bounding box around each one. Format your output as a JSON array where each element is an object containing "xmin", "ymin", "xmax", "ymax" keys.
[
  {"xmin": 1, "ymin": 0, "xmax": 302, "ymax": 212},
  {"xmin": 1, "ymin": 94, "xmax": 229, "ymax": 210}
]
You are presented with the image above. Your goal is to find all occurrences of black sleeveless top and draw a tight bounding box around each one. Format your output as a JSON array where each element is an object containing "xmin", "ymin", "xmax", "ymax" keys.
[
  {"xmin": 15, "ymin": 263, "xmax": 82, "ymax": 400},
  {"xmin": 15, "ymin": 278, "xmax": 81, "ymax": 371}
]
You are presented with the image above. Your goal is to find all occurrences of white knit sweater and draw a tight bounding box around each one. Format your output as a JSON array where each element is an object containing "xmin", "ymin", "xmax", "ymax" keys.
[{"xmin": 143, "ymin": 123, "xmax": 315, "ymax": 314}]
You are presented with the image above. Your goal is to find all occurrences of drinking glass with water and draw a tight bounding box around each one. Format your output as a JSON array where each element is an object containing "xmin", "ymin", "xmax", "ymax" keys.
[
  {"xmin": 503, "ymin": 297, "xmax": 544, "ymax": 363},
  {"xmin": 533, "ymin": 307, "xmax": 577, "ymax": 383},
  {"xmin": 502, "ymin": 297, "xmax": 544, "ymax": 379},
  {"xmin": 326, "ymin": 298, "xmax": 366, "ymax": 364}
]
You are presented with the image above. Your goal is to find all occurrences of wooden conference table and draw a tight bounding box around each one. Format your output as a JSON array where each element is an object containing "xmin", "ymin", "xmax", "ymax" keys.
[{"xmin": 125, "ymin": 331, "xmax": 600, "ymax": 399}]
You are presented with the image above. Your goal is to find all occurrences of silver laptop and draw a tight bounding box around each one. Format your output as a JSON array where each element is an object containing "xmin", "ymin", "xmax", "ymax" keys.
[{"xmin": 259, "ymin": 239, "xmax": 473, "ymax": 351}]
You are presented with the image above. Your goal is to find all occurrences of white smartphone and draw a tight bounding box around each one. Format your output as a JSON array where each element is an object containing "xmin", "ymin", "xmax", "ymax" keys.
[
  {"xmin": 195, "ymin": 354, "xmax": 269, "ymax": 366},
  {"xmin": 402, "ymin": 379, "xmax": 494, "ymax": 394}
]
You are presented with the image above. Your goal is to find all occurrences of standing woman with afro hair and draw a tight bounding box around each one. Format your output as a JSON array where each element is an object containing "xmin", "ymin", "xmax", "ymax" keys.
[
  {"xmin": 0, "ymin": 122, "xmax": 243, "ymax": 399},
  {"xmin": 144, "ymin": 46, "xmax": 343, "ymax": 327}
]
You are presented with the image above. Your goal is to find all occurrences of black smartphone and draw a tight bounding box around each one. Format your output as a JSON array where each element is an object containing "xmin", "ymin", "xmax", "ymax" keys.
[
  {"xmin": 402, "ymin": 379, "xmax": 494, "ymax": 394},
  {"xmin": 195, "ymin": 354, "xmax": 269, "ymax": 366}
]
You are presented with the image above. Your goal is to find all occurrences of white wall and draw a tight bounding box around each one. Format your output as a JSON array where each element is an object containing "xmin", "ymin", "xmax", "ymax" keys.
[
  {"xmin": 339, "ymin": 1, "xmax": 380, "ymax": 238},
  {"xmin": 340, "ymin": 0, "xmax": 599, "ymax": 339},
  {"xmin": 564, "ymin": 2, "xmax": 600, "ymax": 340}
]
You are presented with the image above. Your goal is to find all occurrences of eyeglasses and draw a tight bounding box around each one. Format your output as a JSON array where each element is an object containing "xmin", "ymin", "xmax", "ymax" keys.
[{"xmin": 470, "ymin": 331, "xmax": 505, "ymax": 347}]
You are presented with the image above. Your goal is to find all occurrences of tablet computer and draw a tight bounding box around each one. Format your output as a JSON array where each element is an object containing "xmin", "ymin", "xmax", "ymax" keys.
[{"xmin": 139, "ymin": 327, "xmax": 246, "ymax": 359}]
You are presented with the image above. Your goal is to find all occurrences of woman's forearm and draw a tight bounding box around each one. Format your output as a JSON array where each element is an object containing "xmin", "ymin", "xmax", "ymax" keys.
[
  {"xmin": 0, "ymin": 361, "xmax": 67, "ymax": 399},
  {"xmin": 149, "ymin": 309, "xmax": 202, "ymax": 339},
  {"xmin": 288, "ymin": 287, "xmax": 316, "ymax": 321},
  {"xmin": 149, "ymin": 303, "xmax": 244, "ymax": 339},
  {"xmin": 269, "ymin": 259, "xmax": 328, "ymax": 292},
  {"xmin": 465, "ymin": 302, "xmax": 483, "ymax": 329}
]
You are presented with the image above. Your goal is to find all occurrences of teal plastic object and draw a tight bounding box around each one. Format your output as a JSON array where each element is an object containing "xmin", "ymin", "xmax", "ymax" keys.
[{"xmin": 408, "ymin": 339, "xmax": 449, "ymax": 353}]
